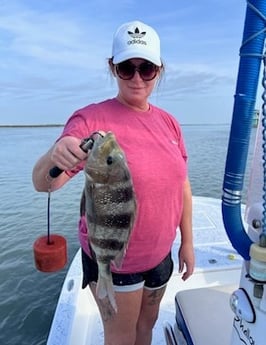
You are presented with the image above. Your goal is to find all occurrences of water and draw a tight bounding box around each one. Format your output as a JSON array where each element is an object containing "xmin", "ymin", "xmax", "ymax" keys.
[{"xmin": 0, "ymin": 125, "xmax": 256, "ymax": 345}]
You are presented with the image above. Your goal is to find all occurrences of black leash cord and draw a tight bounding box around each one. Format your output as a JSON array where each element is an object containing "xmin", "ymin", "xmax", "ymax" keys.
[{"xmin": 47, "ymin": 189, "xmax": 52, "ymax": 245}]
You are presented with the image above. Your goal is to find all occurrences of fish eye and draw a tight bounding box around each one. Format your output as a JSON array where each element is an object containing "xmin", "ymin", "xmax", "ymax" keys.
[{"xmin": 106, "ymin": 156, "xmax": 113, "ymax": 165}]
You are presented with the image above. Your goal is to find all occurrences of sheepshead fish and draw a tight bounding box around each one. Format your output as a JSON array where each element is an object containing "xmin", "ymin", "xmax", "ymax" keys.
[{"xmin": 80, "ymin": 132, "xmax": 136, "ymax": 312}]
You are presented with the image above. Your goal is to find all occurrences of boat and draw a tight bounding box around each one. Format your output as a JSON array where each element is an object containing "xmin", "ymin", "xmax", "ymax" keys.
[
  {"xmin": 46, "ymin": 196, "xmax": 244, "ymax": 345},
  {"xmin": 46, "ymin": 1, "xmax": 266, "ymax": 344}
]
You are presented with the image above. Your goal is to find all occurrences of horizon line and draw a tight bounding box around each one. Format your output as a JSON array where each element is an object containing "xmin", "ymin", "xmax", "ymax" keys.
[{"xmin": 0, "ymin": 123, "xmax": 231, "ymax": 128}]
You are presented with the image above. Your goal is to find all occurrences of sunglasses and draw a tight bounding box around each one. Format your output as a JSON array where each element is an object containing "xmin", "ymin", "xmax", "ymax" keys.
[{"xmin": 115, "ymin": 60, "xmax": 159, "ymax": 81}]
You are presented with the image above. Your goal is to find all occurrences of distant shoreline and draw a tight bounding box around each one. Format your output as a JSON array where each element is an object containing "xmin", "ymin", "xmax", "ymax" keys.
[
  {"xmin": 0, "ymin": 124, "xmax": 64, "ymax": 128},
  {"xmin": 0, "ymin": 123, "xmax": 230, "ymax": 128}
]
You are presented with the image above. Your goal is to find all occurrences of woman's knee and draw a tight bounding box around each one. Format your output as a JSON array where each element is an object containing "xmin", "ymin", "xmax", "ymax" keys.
[
  {"xmin": 101, "ymin": 289, "xmax": 143, "ymax": 344},
  {"xmin": 104, "ymin": 331, "xmax": 136, "ymax": 345},
  {"xmin": 136, "ymin": 311, "xmax": 158, "ymax": 333}
]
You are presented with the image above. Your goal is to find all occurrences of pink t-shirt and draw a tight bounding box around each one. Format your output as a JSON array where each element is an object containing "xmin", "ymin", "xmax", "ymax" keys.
[{"xmin": 59, "ymin": 98, "xmax": 187, "ymax": 273}]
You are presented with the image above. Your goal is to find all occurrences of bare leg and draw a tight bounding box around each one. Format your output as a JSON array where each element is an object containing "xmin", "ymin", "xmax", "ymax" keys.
[
  {"xmin": 89, "ymin": 283, "xmax": 166, "ymax": 345},
  {"xmin": 89, "ymin": 282, "xmax": 144, "ymax": 345},
  {"xmin": 135, "ymin": 286, "xmax": 167, "ymax": 345}
]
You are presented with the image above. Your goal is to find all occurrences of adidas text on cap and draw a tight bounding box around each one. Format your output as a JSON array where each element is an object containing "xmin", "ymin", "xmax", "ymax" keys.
[{"xmin": 112, "ymin": 21, "xmax": 161, "ymax": 66}]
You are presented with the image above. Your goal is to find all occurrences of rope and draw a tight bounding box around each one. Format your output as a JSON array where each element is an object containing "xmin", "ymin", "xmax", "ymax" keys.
[
  {"xmin": 261, "ymin": 54, "xmax": 266, "ymax": 246},
  {"xmin": 241, "ymin": 1, "xmax": 266, "ymax": 246}
]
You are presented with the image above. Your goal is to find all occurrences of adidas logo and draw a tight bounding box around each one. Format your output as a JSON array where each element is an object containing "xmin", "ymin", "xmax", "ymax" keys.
[
  {"xmin": 127, "ymin": 27, "xmax": 147, "ymax": 46},
  {"xmin": 128, "ymin": 27, "xmax": 146, "ymax": 39}
]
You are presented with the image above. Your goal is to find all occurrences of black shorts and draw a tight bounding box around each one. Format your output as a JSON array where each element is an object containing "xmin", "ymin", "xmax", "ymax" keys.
[{"xmin": 81, "ymin": 249, "xmax": 174, "ymax": 292}]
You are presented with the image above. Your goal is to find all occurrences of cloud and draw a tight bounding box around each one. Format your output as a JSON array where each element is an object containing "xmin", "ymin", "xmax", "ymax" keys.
[
  {"xmin": 0, "ymin": 1, "xmax": 111, "ymax": 69},
  {"xmin": 0, "ymin": 0, "xmax": 256, "ymax": 125},
  {"xmin": 156, "ymin": 62, "xmax": 235, "ymax": 103}
]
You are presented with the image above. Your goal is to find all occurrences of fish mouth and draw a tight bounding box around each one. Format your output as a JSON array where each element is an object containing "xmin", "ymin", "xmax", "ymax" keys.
[
  {"xmin": 85, "ymin": 164, "xmax": 130, "ymax": 183},
  {"xmin": 85, "ymin": 166, "xmax": 126, "ymax": 177}
]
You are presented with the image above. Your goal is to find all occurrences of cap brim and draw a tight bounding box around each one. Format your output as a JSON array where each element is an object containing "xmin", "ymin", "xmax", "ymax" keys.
[{"xmin": 113, "ymin": 50, "xmax": 161, "ymax": 66}]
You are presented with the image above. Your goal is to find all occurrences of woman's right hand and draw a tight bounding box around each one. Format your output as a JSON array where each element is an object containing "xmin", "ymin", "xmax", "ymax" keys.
[
  {"xmin": 50, "ymin": 136, "xmax": 88, "ymax": 172},
  {"xmin": 32, "ymin": 136, "xmax": 87, "ymax": 192}
]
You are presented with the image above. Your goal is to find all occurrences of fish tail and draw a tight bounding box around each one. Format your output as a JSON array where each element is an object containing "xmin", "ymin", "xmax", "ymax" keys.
[{"xmin": 96, "ymin": 276, "xmax": 117, "ymax": 313}]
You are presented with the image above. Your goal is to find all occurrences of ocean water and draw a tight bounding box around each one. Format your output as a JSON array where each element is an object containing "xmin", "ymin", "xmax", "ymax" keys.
[{"xmin": 0, "ymin": 125, "xmax": 256, "ymax": 345}]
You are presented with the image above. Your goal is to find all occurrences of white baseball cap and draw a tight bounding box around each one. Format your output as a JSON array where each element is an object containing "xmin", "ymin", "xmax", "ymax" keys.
[{"xmin": 112, "ymin": 20, "xmax": 161, "ymax": 66}]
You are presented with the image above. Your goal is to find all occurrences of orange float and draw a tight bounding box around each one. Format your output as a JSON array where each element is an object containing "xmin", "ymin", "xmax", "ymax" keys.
[{"xmin": 33, "ymin": 234, "xmax": 67, "ymax": 272}]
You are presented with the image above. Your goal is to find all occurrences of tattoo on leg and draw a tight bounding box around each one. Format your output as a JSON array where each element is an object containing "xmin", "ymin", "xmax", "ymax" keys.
[{"xmin": 147, "ymin": 287, "xmax": 166, "ymax": 306}]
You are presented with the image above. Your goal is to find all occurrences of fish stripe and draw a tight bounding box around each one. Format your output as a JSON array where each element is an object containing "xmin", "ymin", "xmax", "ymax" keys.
[
  {"xmin": 94, "ymin": 185, "xmax": 134, "ymax": 205},
  {"xmin": 90, "ymin": 237, "xmax": 124, "ymax": 251},
  {"xmin": 97, "ymin": 255, "xmax": 116, "ymax": 264},
  {"xmin": 88, "ymin": 213, "xmax": 133, "ymax": 229}
]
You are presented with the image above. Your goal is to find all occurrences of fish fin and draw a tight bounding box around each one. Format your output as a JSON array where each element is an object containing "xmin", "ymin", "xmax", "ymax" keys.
[
  {"xmin": 80, "ymin": 189, "xmax": 86, "ymax": 216},
  {"xmin": 96, "ymin": 276, "xmax": 117, "ymax": 313},
  {"xmin": 113, "ymin": 246, "xmax": 127, "ymax": 269},
  {"xmin": 89, "ymin": 244, "xmax": 97, "ymax": 262}
]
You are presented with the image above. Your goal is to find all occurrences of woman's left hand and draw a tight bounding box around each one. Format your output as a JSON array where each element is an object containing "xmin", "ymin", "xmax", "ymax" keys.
[{"xmin": 178, "ymin": 242, "xmax": 195, "ymax": 281}]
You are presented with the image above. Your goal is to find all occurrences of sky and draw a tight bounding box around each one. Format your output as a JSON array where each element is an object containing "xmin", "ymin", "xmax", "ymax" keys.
[{"xmin": 0, "ymin": 0, "xmax": 263, "ymax": 125}]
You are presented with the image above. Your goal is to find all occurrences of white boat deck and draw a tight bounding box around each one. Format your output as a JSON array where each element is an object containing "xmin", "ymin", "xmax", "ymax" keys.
[{"xmin": 47, "ymin": 196, "xmax": 244, "ymax": 345}]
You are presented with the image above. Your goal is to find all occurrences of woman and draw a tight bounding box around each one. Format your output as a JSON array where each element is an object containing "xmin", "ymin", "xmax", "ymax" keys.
[{"xmin": 32, "ymin": 20, "xmax": 195, "ymax": 345}]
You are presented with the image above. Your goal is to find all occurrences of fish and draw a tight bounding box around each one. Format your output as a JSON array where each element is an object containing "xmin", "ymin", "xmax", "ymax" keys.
[{"xmin": 80, "ymin": 131, "xmax": 137, "ymax": 312}]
